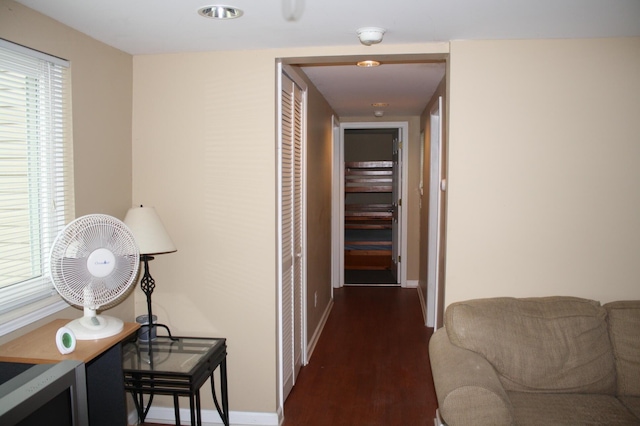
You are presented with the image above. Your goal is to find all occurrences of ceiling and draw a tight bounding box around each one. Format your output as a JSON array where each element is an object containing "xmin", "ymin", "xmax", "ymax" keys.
[
  {"xmin": 299, "ymin": 61, "xmax": 446, "ymax": 116},
  {"xmin": 13, "ymin": 0, "xmax": 640, "ymax": 117}
]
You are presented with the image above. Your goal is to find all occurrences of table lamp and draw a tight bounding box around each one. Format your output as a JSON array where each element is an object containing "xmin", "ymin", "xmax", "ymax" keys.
[{"xmin": 124, "ymin": 205, "xmax": 177, "ymax": 340}]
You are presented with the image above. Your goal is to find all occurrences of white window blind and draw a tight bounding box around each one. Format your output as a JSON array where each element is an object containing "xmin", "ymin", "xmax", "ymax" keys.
[{"xmin": 0, "ymin": 39, "xmax": 74, "ymax": 318}]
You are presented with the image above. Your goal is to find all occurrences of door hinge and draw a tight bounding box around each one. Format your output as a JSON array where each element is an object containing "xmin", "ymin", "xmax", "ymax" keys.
[
  {"xmin": 399, "ymin": 141, "xmax": 403, "ymax": 150},
  {"xmin": 398, "ymin": 199, "xmax": 402, "ymax": 207},
  {"xmin": 398, "ymin": 255, "xmax": 401, "ymax": 263}
]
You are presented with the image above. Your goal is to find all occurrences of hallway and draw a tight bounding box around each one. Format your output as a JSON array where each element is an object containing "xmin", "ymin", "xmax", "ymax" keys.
[{"xmin": 282, "ymin": 286, "xmax": 437, "ymax": 425}]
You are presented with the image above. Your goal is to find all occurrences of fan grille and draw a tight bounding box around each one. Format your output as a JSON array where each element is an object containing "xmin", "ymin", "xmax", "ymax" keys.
[{"xmin": 50, "ymin": 214, "xmax": 140, "ymax": 309}]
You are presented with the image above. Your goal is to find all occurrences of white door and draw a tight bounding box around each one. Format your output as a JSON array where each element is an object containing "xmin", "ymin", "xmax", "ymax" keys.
[
  {"xmin": 427, "ymin": 96, "xmax": 444, "ymax": 328},
  {"xmin": 278, "ymin": 70, "xmax": 305, "ymax": 402},
  {"xmin": 331, "ymin": 115, "xmax": 341, "ymax": 291}
]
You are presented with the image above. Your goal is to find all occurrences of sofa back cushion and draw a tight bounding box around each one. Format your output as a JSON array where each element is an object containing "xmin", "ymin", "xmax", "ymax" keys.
[
  {"xmin": 445, "ymin": 296, "xmax": 616, "ymax": 394},
  {"xmin": 605, "ymin": 300, "xmax": 640, "ymax": 396}
]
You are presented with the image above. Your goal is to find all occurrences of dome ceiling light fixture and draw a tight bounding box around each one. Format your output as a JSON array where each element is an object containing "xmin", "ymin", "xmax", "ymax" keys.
[
  {"xmin": 356, "ymin": 60, "xmax": 381, "ymax": 67},
  {"xmin": 357, "ymin": 27, "xmax": 386, "ymax": 46},
  {"xmin": 372, "ymin": 102, "xmax": 388, "ymax": 117},
  {"xmin": 198, "ymin": 5, "xmax": 244, "ymax": 19}
]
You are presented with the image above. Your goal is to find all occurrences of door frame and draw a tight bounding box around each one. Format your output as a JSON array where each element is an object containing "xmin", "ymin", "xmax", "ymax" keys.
[{"xmin": 333, "ymin": 121, "xmax": 409, "ymax": 288}]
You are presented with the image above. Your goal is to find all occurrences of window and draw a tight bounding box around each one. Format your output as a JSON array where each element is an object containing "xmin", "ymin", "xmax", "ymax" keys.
[{"xmin": 0, "ymin": 39, "xmax": 74, "ymax": 331}]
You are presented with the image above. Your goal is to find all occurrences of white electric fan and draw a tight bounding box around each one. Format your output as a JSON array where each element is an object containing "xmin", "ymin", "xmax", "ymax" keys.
[{"xmin": 49, "ymin": 214, "xmax": 140, "ymax": 340}]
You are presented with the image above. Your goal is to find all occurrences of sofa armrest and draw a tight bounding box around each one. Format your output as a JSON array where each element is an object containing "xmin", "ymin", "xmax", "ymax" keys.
[{"xmin": 429, "ymin": 327, "xmax": 514, "ymax": 426}]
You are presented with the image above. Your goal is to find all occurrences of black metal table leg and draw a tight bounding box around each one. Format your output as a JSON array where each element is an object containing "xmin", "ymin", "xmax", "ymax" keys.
[
  {"xmin": 221, "ymin": 357, "xmax": 229, "ymax": 426},
  {"xmin": 188, "ymin": 392, "xmax": 196, "ymax": 426},
  {"xmin": 173, "ymin": 394, "xmax": 180, "ymax": 425},
  {"xmin": 210, "ymin": 358, "xmax": 229, "ymax": 426},
  {"xmin": 196, "ymin": 390, "xmax": 203, "ymax": 426},
  {"xmin": 130, "ymin": 376, "xmax": 154, "ymax": 423}
]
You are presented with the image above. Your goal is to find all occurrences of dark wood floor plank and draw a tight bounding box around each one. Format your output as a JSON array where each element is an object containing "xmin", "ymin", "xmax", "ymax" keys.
[{"xmin": 283, "ymin": 286, "xmax": 437, "ymax": 426}]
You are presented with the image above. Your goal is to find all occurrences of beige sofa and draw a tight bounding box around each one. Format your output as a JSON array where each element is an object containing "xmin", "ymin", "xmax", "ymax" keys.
[{"xmin": 429, "ymin": 297, "xmax": 640, "ymax": 425}]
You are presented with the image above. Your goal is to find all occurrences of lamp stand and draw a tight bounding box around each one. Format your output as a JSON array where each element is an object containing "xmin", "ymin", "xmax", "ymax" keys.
[{"xmin": 140, "ymin": 254, "xmax": 176, "ymax": 341}]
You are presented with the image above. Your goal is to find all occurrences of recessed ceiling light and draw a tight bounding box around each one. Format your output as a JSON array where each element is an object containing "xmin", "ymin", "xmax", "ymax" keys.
[
  {"xmin": 198, "ymin": 5, "xmax": 244, "ymax": 19},
  {"xmin": 371, "ymin": 103, "xmax": 389, "ymax": 107},
  {"xmin": 356, "ymin": 60, "xmax": 381, "ymax": 68}
]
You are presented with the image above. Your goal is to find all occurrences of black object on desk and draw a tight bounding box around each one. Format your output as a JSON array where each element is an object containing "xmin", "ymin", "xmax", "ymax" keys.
[
  {"xmin": 122, "ymin": 336, "xmax": 229, "ymax": 426},
  {"xmin": 0, "ymin": 320, "xmax": 139, "ymax": 426}
]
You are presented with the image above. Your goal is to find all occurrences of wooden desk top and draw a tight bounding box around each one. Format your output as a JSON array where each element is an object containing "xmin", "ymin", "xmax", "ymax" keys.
[{"xmin": 0, "ymin": 319, "xmax": 140, "ymax": 364}]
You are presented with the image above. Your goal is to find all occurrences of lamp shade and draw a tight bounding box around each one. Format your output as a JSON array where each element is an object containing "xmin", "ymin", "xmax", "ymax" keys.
[{"xmin": 124, "ymin": 206, "xmax": 177, "ymax": 255}]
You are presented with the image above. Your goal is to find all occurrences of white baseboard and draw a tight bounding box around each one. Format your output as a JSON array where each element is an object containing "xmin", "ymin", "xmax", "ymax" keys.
[
  {"xmin": 305, "ymin": 298, "xmax": 333, "ymax": 362},
  {"xmin": 128, "ymin": 407, "xmax": 280, "ymax": 425},
  {"xmin": 417, "ymin": 284, "xmax": 428, "ymax": 325}
]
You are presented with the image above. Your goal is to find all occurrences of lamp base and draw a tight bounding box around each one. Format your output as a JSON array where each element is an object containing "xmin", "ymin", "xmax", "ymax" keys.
[
  {"xmin": 139, "ymin": 254, "xmax": 178, "ymax": 341},
  {"xmin": 136, "ymin": 315, "xmax": 157, "ymax": 341}
]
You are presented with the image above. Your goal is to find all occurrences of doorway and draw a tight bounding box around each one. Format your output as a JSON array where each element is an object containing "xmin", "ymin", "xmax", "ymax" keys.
[
  {"xmin": 335, "ymin": 121, "xmax": 409, "ymax": 289},
  {"xmin": 343, "ymin": 128, "xmax": 399, "ymax": 285},
  {"xmin": 277, "ymin": 54, "xmax": 447, "ymax": 415}
]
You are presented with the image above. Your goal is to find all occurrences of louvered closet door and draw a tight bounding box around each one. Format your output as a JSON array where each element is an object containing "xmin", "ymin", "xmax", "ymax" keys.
[{"xmin": 280, "ymin": 73, "xmax": 304, "ymax": 401}]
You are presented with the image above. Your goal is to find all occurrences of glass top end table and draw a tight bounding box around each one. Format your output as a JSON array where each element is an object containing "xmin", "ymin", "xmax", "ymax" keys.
[{"xmin": 123, "ymin": 336, "xmax": 228, "ymax": 426}]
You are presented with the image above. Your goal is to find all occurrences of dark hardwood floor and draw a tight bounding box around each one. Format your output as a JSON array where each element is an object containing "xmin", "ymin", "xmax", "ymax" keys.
[
  {"xmin": 140, "ymin": 286, "xmax": 437, "ymax": 426},
  {"xmin": 283, "ymin": 286, "xmax": 437, "ymax": 426}
]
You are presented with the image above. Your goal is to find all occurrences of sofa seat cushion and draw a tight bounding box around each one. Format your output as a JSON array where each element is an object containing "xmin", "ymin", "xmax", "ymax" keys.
[
  {"xmin": 605, "ymin": 301, "xmax": 640, "ymax": 396},
  {"xmin": 445, "ymin": 296, "xmax": 616, "ymax": 394},
  {"xmin": 618, "ymin": 396, "xmax": 640, "ymax": 420},
  {"xmin": 508, "ymin": 392, "xmax": 640, "ymax": 425}
]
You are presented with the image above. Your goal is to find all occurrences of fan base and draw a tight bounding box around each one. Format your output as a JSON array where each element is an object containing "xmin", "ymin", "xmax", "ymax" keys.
[{"xmin": 65, "ymin": 315, "xmax": 124, "ymax": 340}]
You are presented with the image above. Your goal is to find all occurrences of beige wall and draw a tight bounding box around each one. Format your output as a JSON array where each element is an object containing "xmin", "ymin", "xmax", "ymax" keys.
[
  {"xmin": 131, "ymin": 53, "xmax": 430, "ymax": 414},
  {"xmin": 0, "ymin": 0, "xmax": 134, "ymax": 343},
  {"xmin": 445, "ymin": 38, "xmax": 640, "ymax": 306},
  {"xmin": 301, "ymin": 71, "xmax": 335, "ymax": 351},
  {"xmin": 133, "ymin": 45, "xmax": 446, "ymax": 416},
  {"xmin": 133, "ymin": 50, "xmax": 279, "ymax": 412}
]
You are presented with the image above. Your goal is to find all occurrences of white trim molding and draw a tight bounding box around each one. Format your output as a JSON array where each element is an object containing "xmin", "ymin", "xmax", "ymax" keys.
[{"xmin": 132, "ymin": 407, "xmax": 281, "ymax": 426}]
